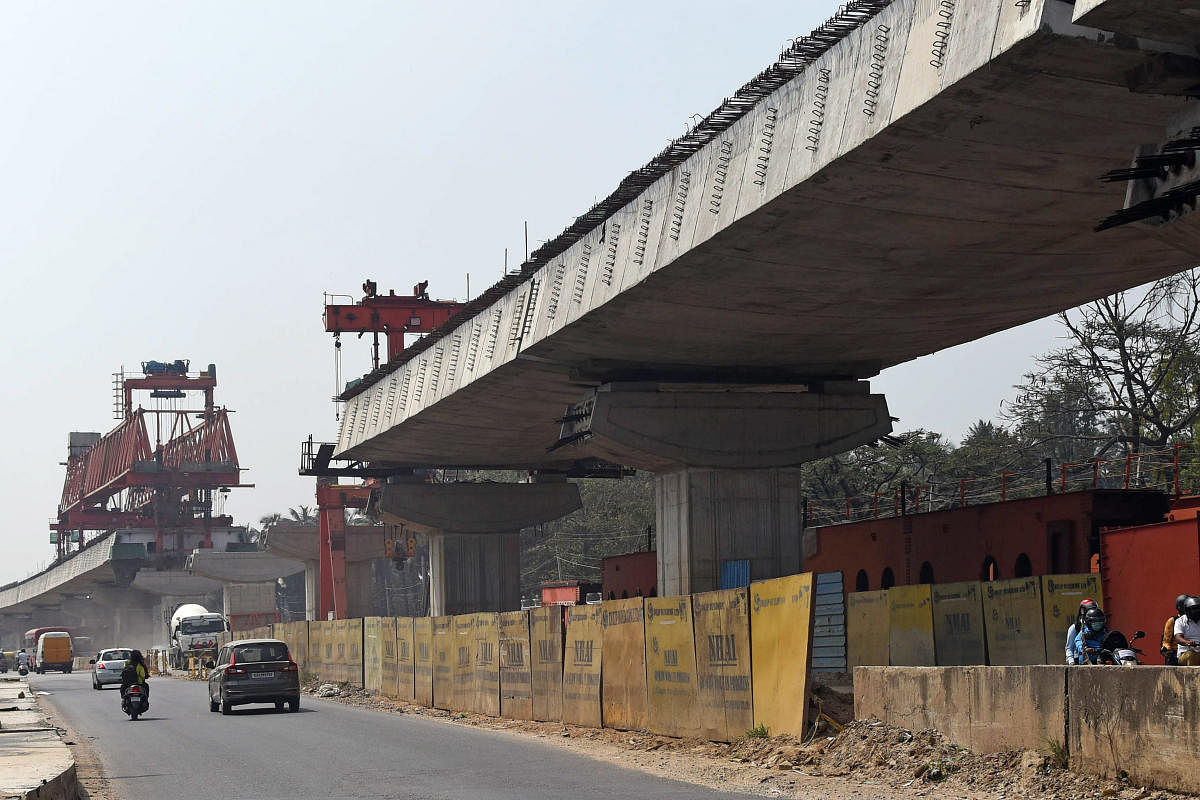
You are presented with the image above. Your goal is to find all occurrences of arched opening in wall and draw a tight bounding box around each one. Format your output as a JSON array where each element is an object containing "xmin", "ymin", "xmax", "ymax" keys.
[
  {"xmin": 856, "ymin": 570, "xmax": 869, "ymax": 592},
  {"xmin": 919, "ymin": 562, "xmax": 935, "ymax": 584},
  {"xmin": 1014, "ymin": 553, "xmax": 1033, "ymax": 578},
  {"xmin": 621, "ymin": 590, "xmax": 629, "ymax": 599},
  {"xmin": 608, "ymin": 591, "xmax": 616, "ymax": 600},
  {"xmin": 981, "ymin": 556, "xmax": 999, "ymax": 582},
  {"xmin": 881, "ymin": 567, "xmax": 896, "ymax": 590}
]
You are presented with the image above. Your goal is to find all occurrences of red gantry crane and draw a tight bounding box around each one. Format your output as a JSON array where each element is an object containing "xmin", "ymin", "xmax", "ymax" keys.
[
  {"xmin": 53, "ymin": 361, "xmax": 249, "ymax": 575},
  {"xmin": 300, "ymin": 280, "xmax": 463, "ymax": 620}
]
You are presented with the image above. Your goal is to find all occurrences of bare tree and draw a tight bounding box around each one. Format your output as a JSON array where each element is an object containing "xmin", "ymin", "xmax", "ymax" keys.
[{"xmin": 1007, "ymin": 269, "xmax": 1200, "ymax": 458}]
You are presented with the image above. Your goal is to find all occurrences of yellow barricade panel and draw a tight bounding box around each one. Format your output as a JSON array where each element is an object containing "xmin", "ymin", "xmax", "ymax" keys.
[
  {"xmin": 330, "ymin": 620, "xmax": 349, "ymax": 684},
  {"xmin": 889, "ymin": 584, "xmax": 937, "ymax": 666},
  {"xmin": 309, "ymin": 621, "xmax": 330, "ymax": 680},
  {"xmin": 529, "ymin": 607, "xmax": 564, "ymax": 722},
  {"xmin": 363, "ymin": 617, "xmax": 384, "ymax": 694},
  {"xmin": 498, "ymin": 611, "xmax": 533, "ymax": 720},
  {"xmin": 396, "ymin": 617, "xmax": 416, "ymax": 701},
  {"xmin": 983, "ymin": 577, "xmax": 1047, "ymax": 665},
  {"xmin": 600, "ymin": 598, "xmax": 647, "ymax": 732},
  {"xmin": 931, "ymin": 582, "xmax": 986, "ymax": 665},
  {"xmin": 475, "ymin": 613, "xmax": 501, "ymax": 717},
  {"xmin": 646, "ymin": 596, "xmax": 701, "ymax": 738},
  {"xmin": 431, "ymin": 616, "xmax": 454, "ymax": 710},
  {"xmin": 693, "ymin": 588, "xmax": 753, "ymax": 742},
  {"xmin": 380, "ymin": 618, "xmax": 398, "ymax": 698},
  {"xmin": 453, "ymin": 615, "xmax": 476, "ymax": 712},
  {"xmin": 414, "ymin": 617, "xmax": 434, "ymax": 706},
  {"xmin": 847, "ymin": 591, "xmax": 890, "ymax": 667},
  {"xmin": 1041, "ymin": 573, "xmax": 1103, "ymax": 664},
  {"xmin": 562, "ymin": 605, "xmax": 603, "ymax": 728},
  {"xmin": 750, "ymin": 572, "xmax": 815, "ymax": 738}
]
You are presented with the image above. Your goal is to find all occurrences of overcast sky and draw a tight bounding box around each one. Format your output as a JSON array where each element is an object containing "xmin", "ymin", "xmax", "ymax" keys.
[{"xmin": 0, "ymin": 1, "xmax": 1073, "ymax": 584}]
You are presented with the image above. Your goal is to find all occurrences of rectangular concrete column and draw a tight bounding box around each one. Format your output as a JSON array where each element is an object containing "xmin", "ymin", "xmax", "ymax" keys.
[
  {"xmin": 423, "ymin": 531, "xmax": 521, "ymax": 616},
  {"xmin": 304, "ymin": 560, "xmax": 318, "ymax": 621},
  {"xmin": 655, "ymin": 468, "xmax": 804, "ymax": 596},
  {"xmin": 428, "ymin": 532, "xmax": 446, "ymax": 617}
]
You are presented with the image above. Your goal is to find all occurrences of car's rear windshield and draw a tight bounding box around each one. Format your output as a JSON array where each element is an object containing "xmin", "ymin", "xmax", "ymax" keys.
[
  {"xmin": 233, "ymin": 643, "xmax": 289, "ymax": 663},
  {"xmin": 101, "ymin": 650, "xmax": 131, "ymax": 661}
]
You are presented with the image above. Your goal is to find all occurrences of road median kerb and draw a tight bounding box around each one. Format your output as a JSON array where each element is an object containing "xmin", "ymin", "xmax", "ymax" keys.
[{"xmin": 0, "ymin": 677, "xmax": 78, "ymax": 800}]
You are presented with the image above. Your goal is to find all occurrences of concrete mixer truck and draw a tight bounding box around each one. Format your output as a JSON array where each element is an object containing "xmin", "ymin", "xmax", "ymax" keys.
[{"xmin": 169, "ymin": 604, "xmax": 227, "ymax": 669}]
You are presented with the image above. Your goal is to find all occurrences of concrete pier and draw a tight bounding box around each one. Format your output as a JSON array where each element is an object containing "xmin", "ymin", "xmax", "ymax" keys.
[{"xmin": 656, "ymin": 468, "xmax": 805, "ymax": 595}]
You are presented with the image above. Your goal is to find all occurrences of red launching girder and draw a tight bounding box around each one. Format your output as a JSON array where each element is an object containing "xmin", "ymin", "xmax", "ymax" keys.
[{"xmin": 58, "ymin": 409, "xmax": 240, "ymax": 524}]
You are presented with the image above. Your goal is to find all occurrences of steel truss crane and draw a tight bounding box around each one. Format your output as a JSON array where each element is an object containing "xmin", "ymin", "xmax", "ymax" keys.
[{"xmin": 53, "ymin": 361, "xmax": 249, "ymax": 565}]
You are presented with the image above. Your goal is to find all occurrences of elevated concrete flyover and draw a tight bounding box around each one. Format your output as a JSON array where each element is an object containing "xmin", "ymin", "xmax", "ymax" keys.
[
  {"xmin": 334, "ymin": 0, "xmax": 1200, "ymax": 593},
  {"xmin": 0, "ymin": 534, "xmax": 164, "ymax": 647}
]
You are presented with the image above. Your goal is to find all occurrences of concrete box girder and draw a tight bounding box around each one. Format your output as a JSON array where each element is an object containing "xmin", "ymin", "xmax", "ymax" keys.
[{"xmin": 335, "ymin": 6, "xmax": 1198, "ymax": 470}]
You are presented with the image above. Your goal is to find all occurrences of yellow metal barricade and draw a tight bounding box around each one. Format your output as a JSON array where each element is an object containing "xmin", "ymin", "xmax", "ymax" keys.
[
  {"xmin": 750, "ymin": 572, "xmax": 815, "ymax": 738},
  {"xmin": 889, "ymin": 584, "xmax": 936, "ymax": 666},
  {"xmin": 645, "ymin": 596, "xmax": 700, "ymax": 738},
  {"xmin": 692, "ymin": 588, "xmax": 753, "ymax": 742},
  {"xmin": 600, "ymin": 598, "xmax": 647, "ymax": 731}
]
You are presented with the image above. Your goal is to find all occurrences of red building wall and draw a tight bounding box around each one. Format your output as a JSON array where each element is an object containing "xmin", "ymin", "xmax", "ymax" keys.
[
  {"xmin": 601, "ymin": 551, "xmax": 657, "ymax": 600},
  {"xmin": 1101, "ymin": 517, "xmax": 1200, "ymax": 663},
  {"xmin": 805, "ymin": 490, "xmax": 1167, "ymax": 592}
]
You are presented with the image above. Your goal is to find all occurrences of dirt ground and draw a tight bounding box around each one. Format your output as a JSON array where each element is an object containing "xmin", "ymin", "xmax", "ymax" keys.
[{"xmin": 297, "ymin": 675, "xmax": 1192, "ymax": 800}]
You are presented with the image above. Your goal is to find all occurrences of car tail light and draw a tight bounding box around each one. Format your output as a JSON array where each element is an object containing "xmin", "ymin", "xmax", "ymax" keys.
[
  {"xmin": 96, "ymin": 662, "xmax": 105, "ymax": 670},
  {"xmin": 224, "ymin": 666, "xmax": 246, "ymax": 675},
  {"xmin": 281, "ymin": 661, "xmax": 298, "ymax": 672}
]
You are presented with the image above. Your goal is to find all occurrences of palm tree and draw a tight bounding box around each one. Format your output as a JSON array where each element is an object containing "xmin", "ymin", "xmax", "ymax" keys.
[
  {"xmin": 259, "ymin": 512, "xmax": 283, "ymax": 530},
  {"xmin": 287, "ymin": 505, "xmax": 317, "ymax": 524}
]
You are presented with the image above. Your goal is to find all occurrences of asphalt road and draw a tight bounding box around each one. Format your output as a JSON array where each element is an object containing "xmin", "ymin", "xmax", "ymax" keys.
[{"xmin": 33, "ymin": 671, "xmax": 744, "ymax": 800}]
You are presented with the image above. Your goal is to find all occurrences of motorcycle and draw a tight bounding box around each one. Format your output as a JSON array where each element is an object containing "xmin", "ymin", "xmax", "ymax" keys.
[
  {"xmin": 17, "ymin": 665, "xmax": 28, "ymax": 676},
  {"xmin": 121, "ymin": 684, "xmax": 148, "ymax": 720},
  {"xmin": 1083, "ymin": 629, "xmax": 1146, "ymax": 665}
]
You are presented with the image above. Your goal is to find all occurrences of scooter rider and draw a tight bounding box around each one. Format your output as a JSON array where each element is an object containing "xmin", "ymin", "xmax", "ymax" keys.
[
  {"xmin": 1162, "ymin": 594, "xmax": 1191, "ymax": 665},
  {"xmin": 119, "ymin": 650, "xmax": 150, "ymax": 707},
  {"xmin": 1175, "ymin": 597, "xmax": 1200, "ymax": 666},
  {"xmin": 15, "ymin": 649, "xmax": 29, "ymax": 670},
  {"xmin": 1074, "ymin": 607, "xmax": 1110, "ymax": 664},
  {"xmin": 1066, "ymin": 598, "xmax": 1101, "ymax": 665}
]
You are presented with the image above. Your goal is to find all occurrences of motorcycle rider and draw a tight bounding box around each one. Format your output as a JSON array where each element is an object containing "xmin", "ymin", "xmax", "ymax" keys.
[
  {"xmin": 119, "ymin": 650, "xmax": 150, "ymax": 707},
  {"xmin": 15, "ymin": 649, "xmax": 29, "ymax": 671},
  {"xmin": 1065, "ymin": 598, "xmax": 1101, "ymax": 665},
  {"xmin": 1174, "ymin": 597, "xmax": 1200, "ymax": 666},
  {"xmin": 1073, "ymin": 607, "xmax": 1110, "ymax": 664},
  {"xmin": 1162, "ymin": 594, "xmax": 1191, "ymax": 665}
]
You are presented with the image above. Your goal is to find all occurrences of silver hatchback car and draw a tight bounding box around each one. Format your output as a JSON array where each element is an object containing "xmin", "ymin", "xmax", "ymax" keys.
[
  {"xmin": 207, "ymin": 639, "xmax": 300, "ymax": 714},
  {"xmin": 91, "ymin": 648, "xmax": 132, "ymax": 689}
]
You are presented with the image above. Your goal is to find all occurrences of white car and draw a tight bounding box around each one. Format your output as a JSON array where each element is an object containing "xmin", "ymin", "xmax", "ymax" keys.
[{"xmin": 91, "ymin": 648, "xmax": 132, "ymax": 689}]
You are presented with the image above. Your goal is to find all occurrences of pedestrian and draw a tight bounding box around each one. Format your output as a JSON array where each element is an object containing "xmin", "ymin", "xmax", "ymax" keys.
[
  {"xmin": 1065, "ymin": 598, "xmax": 1100, "ymax": 665},
  {"xmin": 1074, "ymin": 607, "xmax": 1110, "ymax": 664},
  {"xmin": 1162, "ymin": 594, "xmax": 1191, "ymax": 665},
  {"xmin": 1175, "ymin": 597, "xmax": 1200, "ymax": 666}
]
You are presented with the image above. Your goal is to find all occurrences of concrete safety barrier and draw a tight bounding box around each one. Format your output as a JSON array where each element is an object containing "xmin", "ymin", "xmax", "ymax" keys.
[
  {"xmin": 854, "ymin": 666, "xmax": 1067, "ymax": 753},
  {"xmin": 1068, "ymin": 666, "xmax": 1200, "ymax": 794},
  {"xmin": 856, "ymin": 664, "xmax": 1200, "ymax": 795}
]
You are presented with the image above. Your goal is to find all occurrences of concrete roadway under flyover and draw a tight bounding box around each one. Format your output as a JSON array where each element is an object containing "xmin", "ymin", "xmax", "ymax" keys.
[
  {"xmin": 35, "ymin": 672, "xmax": 742, "ymax": 800},
  {"xmin": 336, "ymin": 0, "xmax": 1200, "ymax": 472}
]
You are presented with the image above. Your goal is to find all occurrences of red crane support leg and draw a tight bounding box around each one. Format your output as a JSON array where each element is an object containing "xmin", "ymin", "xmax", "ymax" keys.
[
  {"xmin": 317, "ymin": 501, "xmax": 347, "ymax": 621},
  {"xmin": 316, "ymin": 481, "xmax": 373, "ymax": 620}
]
